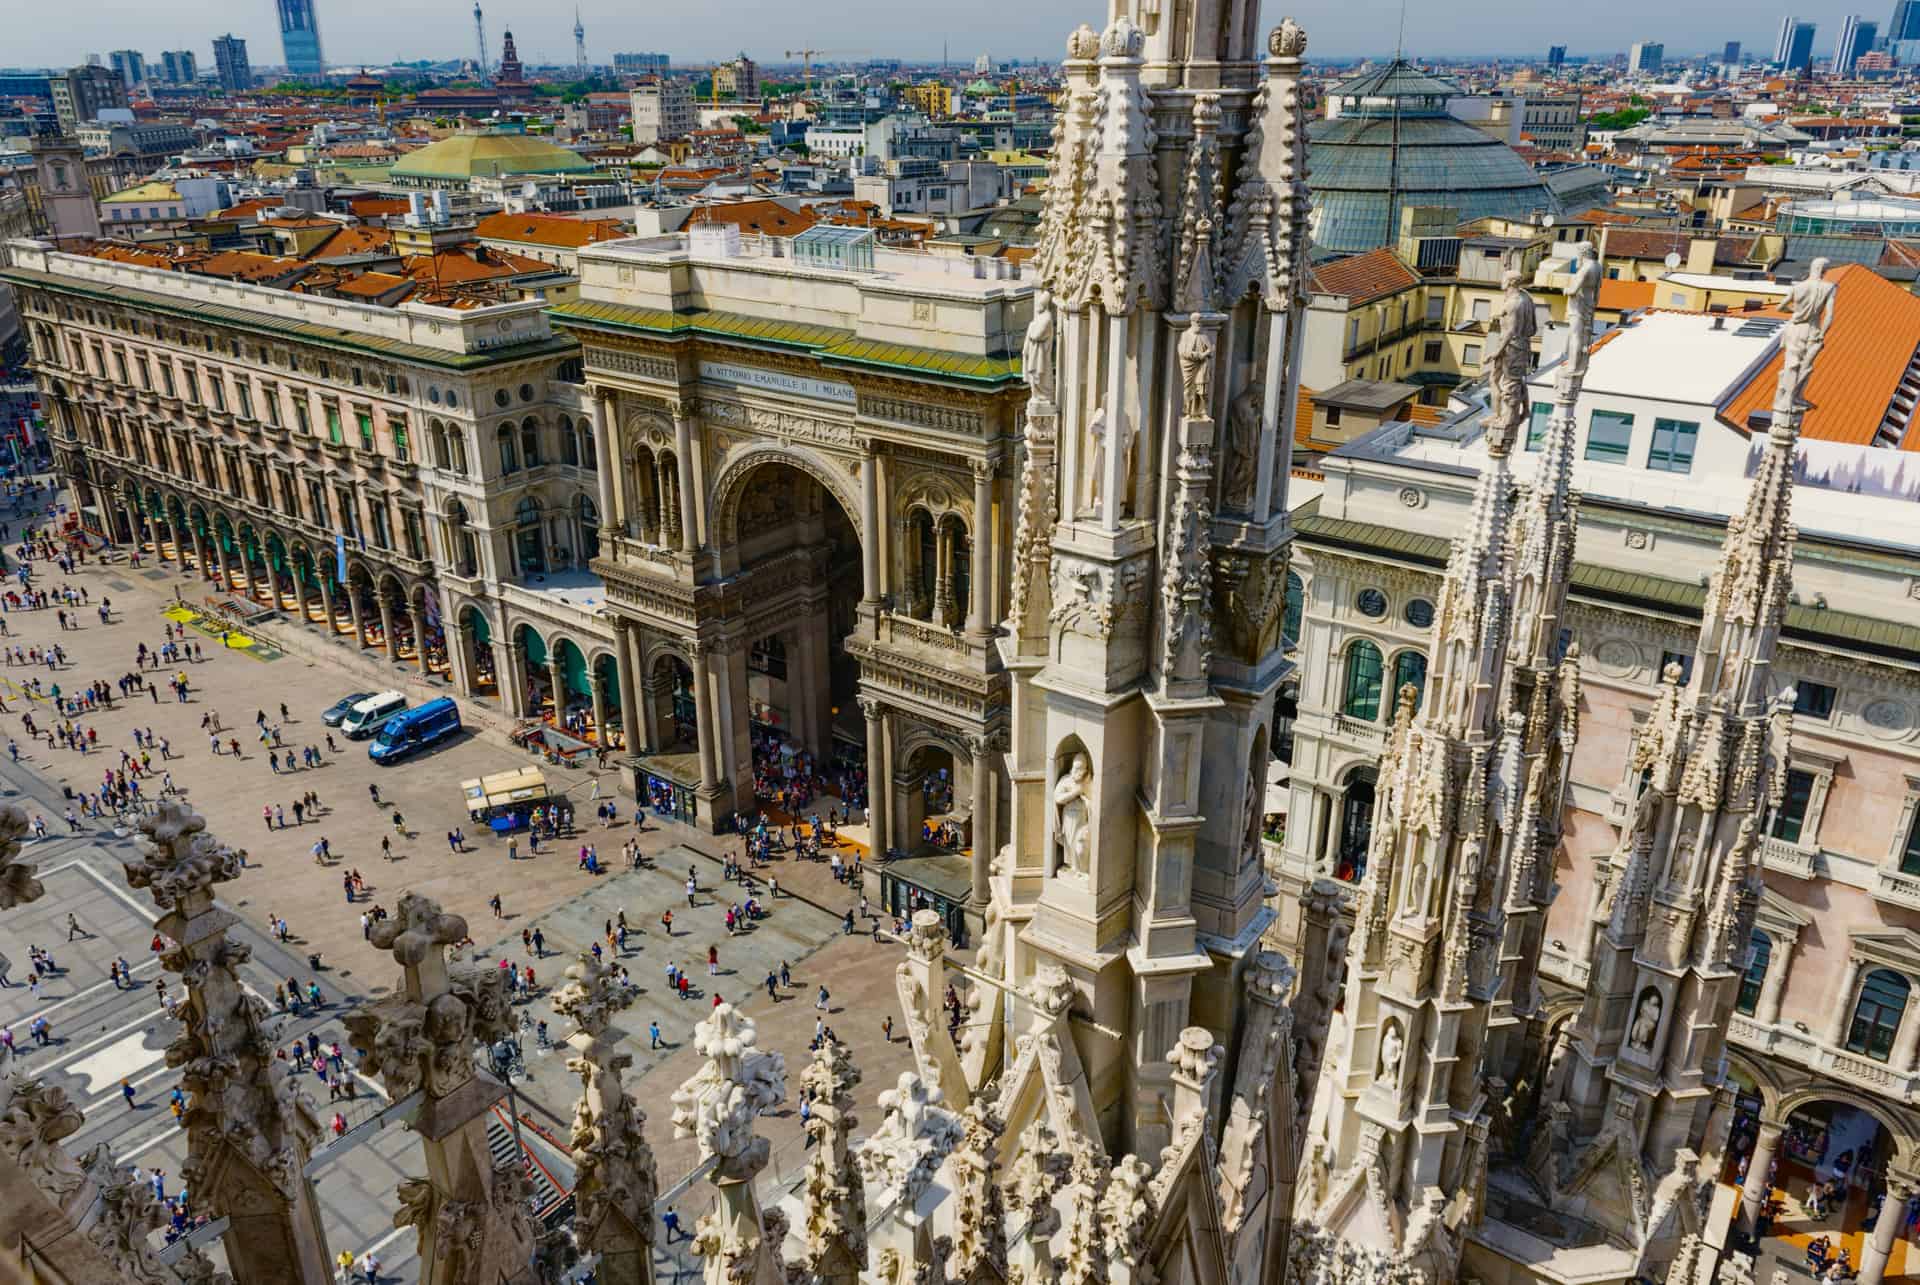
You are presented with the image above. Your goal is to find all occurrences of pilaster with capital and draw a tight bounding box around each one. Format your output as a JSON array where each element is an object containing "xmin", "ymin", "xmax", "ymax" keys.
[{"xmin": 121, "ymin": 802, "xmax": 333, "ymax": 1285}]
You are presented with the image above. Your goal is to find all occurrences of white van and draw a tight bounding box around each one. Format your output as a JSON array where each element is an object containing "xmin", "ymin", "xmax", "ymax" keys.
[{"xmin": 341, "ymin": 690, "xmax": 408, "ymax": 740}]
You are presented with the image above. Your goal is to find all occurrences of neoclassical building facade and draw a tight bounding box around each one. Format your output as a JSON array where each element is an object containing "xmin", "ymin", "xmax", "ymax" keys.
[
  {"xmin": 552, "ymin": 228, "xmax": 1030, "ymax": 904},
  {"xmin": 1, "ymin": 239, "xmax": 629, "ymax": 739}
]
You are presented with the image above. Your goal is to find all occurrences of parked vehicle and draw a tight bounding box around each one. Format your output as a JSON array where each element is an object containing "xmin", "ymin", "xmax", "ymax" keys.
[
  {"xmin": 370, "ymin": 698, "xmax": 462, "ymax": 765},
  {"xmin": 322, "ymin": 692, "xmax": 374, "ymax": 727},
  {"xmin": 340, "ymin": 691, "xmax": 408, "ymax": 740}
]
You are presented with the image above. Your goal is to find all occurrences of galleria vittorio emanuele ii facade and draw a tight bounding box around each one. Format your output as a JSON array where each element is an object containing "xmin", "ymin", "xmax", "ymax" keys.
[{"xmin": 0, "ymin": 0, "xmax": 1886, "ymax": 1282}]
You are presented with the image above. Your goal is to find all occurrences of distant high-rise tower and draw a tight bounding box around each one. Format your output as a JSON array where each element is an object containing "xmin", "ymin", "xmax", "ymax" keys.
[
  {"xmin": 108, "ymin": 50, "xmax": 147, "ymax": 90},
  {"xmin": 1628, "ymin": 40, "xmax": 1664, "ymax": 74},
  {"xmin": 276, "ymin": 0, "xmax": 324, "ymax": 79},
  {"xmin": 574, "ymin": 7, "xmax": 587, "ymax": 75},
  {"xmin": 1775, "ymin": 16, "xmax": 1817, "ymax": 70},
  {"xmin": 1724, "ymin": 40, "xmax": 1742, "ymax": 65},
  {"xmin": 1836, "ymin": 15, "xmax": 1879, "ymax": 73},
  {"xmin": 213, "ymin": 34, "xmax": 251, "ymax": 92},
  {"xmin": 160, "ymin": 50, "xmax": 197, "ymax": 85},
  {"xmin": 1547, "ymin": 44, "xmax": 1567, "ymax": 70},
  {"xmin": 1893, "ymin": 0, "xmax": 1920, "ymax": 41},
  {"xmin": 473, "ymin": 3, "xmax": 488, "ymax": 77}
]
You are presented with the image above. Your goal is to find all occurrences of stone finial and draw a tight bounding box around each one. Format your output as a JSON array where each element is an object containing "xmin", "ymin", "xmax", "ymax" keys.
[
  {"xmin": 0, "ymin": 1072, "xmax": 88, "ymax": 1197},
  {"xmin": 1270, "ymin": 17, "xmax": 1309, "ymax": 59},
  {"xmin": 553, "ymin": 951, "xmax": 626, "ymax": 1040},
  {"xmin": 1168, "ymin": 1027, "xmax": 1220, "ymax": 1083},
  {"xmin": 1065, "ymin": 23, "xmax": 1100, "ymax": 60},
  {"xmin": 370, "ymin": 892, "xmax": 467, "ymax": 965},
  {"xmin": 124, "ymin": 802, "xmax": 244, "ymax": 909},
  {"xmin": 1100, "ymin": 16, "xmax": 1145, "ymax": 59},
  {"xmin": 1028, "ymin": 963, "xmax": 1076, "ymax": 1019},
  {"xmin": 905, "ymin": 908, "xmax": 947, "ymax": 963}
]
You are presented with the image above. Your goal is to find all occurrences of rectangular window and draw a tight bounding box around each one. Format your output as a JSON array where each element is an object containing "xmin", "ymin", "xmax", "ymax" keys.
[
  {"xmin": 235, "ymin": 382, "xmax": 252, "ymax": 421},
  {"xmin": 391, "ymin": 419, "xmax": 409, "ymax": 462},
  {"xmin": 1325, "ymin": 406, "xmax": 1343, "ymax": 427},
  {"xmin": 1647, "ymin": 417, "xmax": 1698, "ymax": 473},
  {"xmin": 293, "ymin": 400, "xmax": 311, "ymax": 435},
  {"xmin": 1902, "ymin": 809, "xmax": 1920, "ymax": 877},
  {"xmin": 1769, "ymin": 768, "xmax": 1816, "ymax": 844},
  {"xmin": 325, "ymin": 406, "xmax": 343, "ymax": 445},
  {"xmin": 1793, "ymin": 681, "xmax": 1837, "ymax": 721},
  {"xmin": 179, "ymin": 365, "xmax": 198, "ymax": 404},
  {"xmin": 1471, "ymin": 298, "xmax": 1492, "ymax": 323},
  {"xmin": 1527, "ymin": 402, "xmax": 1553, "ymax": 451},
  {"xmin": 112, "ymin": 351, "xmax": 128, "ymax": 384},
  {"xmin": 1586, "ymin": 409, "xmax": 1634, "ymax": 464},
  {"xmin": 1463, "ymin": 344, "xmax": 1482, "ymax": 366},
  {"xmin": 260, "ymin": 384, "xmax": 278, "ymax": 426},
  {"xmin": 207, "ymin": 376, "xmax": 225, "ymax": 412},
  {"xmin": 1659, "ymin": 650, "xmax": 1695, "ymax": 685},
  {"xmin": 135, "ymin": 357, "xmax": 149, "ymax": 389},
  {"xmin": 1347, "ymin": 319, "xmax": 1361, "ymax": 349},
  {"xmin": 1423, "ymin": 340, "xmax": 1443, "ymax": 363},
  {"xmin": 355, "ymin": 411, "xmax": 374, "ymax": 451},
  {"xmin": 159, "ymin": 364, "xmax": 175, "ymax": 397},
  {"xmin": 1425, "ymin": 295, "xmax": 1444, "ymax": 322}
]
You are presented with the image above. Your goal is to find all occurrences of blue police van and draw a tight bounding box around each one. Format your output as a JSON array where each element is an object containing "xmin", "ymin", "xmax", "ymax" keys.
[{"xmin": 368, "ymin": 697, "xmax": 462, "ymax": 764}]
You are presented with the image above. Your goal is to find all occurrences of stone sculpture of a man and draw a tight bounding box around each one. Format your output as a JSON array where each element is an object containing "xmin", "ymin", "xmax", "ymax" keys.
[
  {"xmin": 1777, "ymin": 258, "xmax": 1835, "ymax": 410},
  {"xmin": 1053, "ymin": 753, "xmax": 1094, "ymax": 876},
  {"xmin": 1483, "ymin": 269, "xmax": 1539, "ymax": 454},
  {"xmin": 1024, "ymin": 290, "xmax": 1057, "ymax": 404}
]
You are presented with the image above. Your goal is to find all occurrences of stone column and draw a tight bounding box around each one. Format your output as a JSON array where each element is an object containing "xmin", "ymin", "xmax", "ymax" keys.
[
  {"xmin": 613, "ymin": 621, "xmax": 639, "ymax": 753},
  {"xmin": 164, "ymin": 516, "xmax": 180, "ymax": 563},
  {"xmin": 124, "ymin": 802, "xmax": 335, "ymax": 1283},
  {"xmin": 1894, "ymin": 996, "xmax": 1920, "ymax": 1072},
  {"xmin": 549, "ymin": 656, "xmax": 568, "ymax": 722},
  {"xmin": 1740, "ymin": 1119, "xmax": 1784, "ymax": 1229},
  {"xmin": 593, "ymin": 389, "xmax": 621, "ymax": 538},
  {"xmin": 448, "ymin": 618, "xmax": 476, "ymax": 696},
  {"xmin": 590, "ymin": 665, "xmax": 611, "ymax": 748},
  {"xmin": 861, "ymin": 698, "xmax": 888, "ymax": 858},
  {"xmin": 377, "ymin": 594, "xmax": 397, "ymax": 660},
  {"xmin": 691, "ymin": 644, "xmax": 720, "ymax": 798},
  {"xmin": 656, "ymin": 457, "xmax": 677, "ymax": 546},
  {"xmin": 496, "ymin": 641, "xmax": 526, "ymax": 718},
  {"xmin": 410, "ymin": 604, "xmax": 429, "ymax": 674},
  {"xmin": 1861, "ymin": 1177, "xmax": 1915, "ymax": 1285},
  {"xmin": 969, "ymin": 737, "xmax": 993, "ymax": 906},
  {"xmin": 318, "ymin": 574, "xmax": 336, "ymax": 634},
  {"xmin": 1827, "ymin": 959, "xmax": 1867, "ymax": 1046},
  {"xmin": 1757, "ymin": 938, "xmax": 1795, "ymax": 1026},
  {"xmin": 556, "ymin": 954, "xmax": 658, "ymax": 1285},
  {"xmin": 934, "ymin": 522, "xmax": 955, "ymax": 627},
  {"xmin": 673, "ymin": 412, "xmax": 698, "ymax": 553},
  {"xmin": 861, "ymin": 441, "xmax": 881, "ymax": 605},
  {"xmin": 350, "ymin": 895, "xmax": 536, "ymax": 1285},
  {"xmin": 967, "ymin": 463, "xmax": 992, "ymax": 637}
]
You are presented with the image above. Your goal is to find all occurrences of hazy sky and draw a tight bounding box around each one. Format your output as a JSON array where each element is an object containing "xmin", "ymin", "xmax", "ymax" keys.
[{"xmin": 7, "ymin": 0, "xmax": 1881, "ymax": 70}]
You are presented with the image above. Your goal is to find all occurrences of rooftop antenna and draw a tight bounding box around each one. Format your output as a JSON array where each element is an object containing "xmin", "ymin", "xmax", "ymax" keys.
[
  {"xmin": 1396, "ymin": 0, "xmax": 1408, "ymax": 61},
  {"xmin": 473, "ymin": 3, "xmax": 488, "ymax": 78},
  {"xmin": 573, "ymin": 7, "xmax": 587, "ymax": 77}
]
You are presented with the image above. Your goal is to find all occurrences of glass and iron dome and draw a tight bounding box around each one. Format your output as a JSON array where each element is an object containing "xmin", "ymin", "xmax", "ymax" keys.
[{"xmin": 1307, "ymin": 60, "xmax": 1559, "ymax": 256}]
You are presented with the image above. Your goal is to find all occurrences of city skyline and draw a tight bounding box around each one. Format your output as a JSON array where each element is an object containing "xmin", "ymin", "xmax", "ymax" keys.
[{"xmin": 0, "ymin": 0, "xmax": 1894, "ymax": 69}]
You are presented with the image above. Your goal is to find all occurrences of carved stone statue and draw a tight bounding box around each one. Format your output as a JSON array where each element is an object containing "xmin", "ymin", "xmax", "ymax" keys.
[
  {"xmin": 1053, "ymin": 753, "xmax": 1094, "ymax": 875},
  {"xmin": 1221, "ymin": 378, "xmax": 1264, "ymax": 513},
  {"xmin": 1379, "ymin": 1022, "xmax": 1404, "ymax": 1085},
  {"xmin": 1083, "ymin": 404, "xmax": 1136, "ymax": 517},
  {"xmin": 1177, "ymin": 324, "xmax": 1215, "ymax": 421},
  {"xmin": 1777, "ymin": 258, "xmax": 1835, "ymax": 411},
  {"xmin": 1483, "ymin": 269, "xmax": 1539, "ymax": 454},
  {"xmin": 1024, "ymin": 289, "xmax": 1057, "ymax": 404},
  {"xmin": 1561, "ymin": 242, "xmax": 1601, "ymax": 381},
  {"xmin": 1629, "ymin": 991, "xmax": 1663, "ymax": 1053}
]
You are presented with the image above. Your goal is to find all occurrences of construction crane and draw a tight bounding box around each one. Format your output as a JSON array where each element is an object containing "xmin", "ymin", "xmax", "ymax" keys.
[{"xmin": 784, "ymin": 48, "xmax": 835, "ymax": 95}]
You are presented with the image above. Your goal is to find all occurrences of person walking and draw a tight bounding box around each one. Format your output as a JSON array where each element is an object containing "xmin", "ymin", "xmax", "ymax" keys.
[
  {"xmin": 489, "ymin": 893, "xmax": 503, "ymax": 919},
  {"xmin": 121, "ymin": 1078, "xmax": 136, "ymax": 1109},
  {"xmin": 649, "ymin": 1019, "xmax": 661, "ymax": 1050},
  {"xmin": 816, "ymin": 984, "xmax": 829, "ymax": 1011}
]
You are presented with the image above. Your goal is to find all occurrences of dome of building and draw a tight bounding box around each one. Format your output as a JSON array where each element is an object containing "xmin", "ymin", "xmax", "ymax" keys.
[
  {"xmin": 1307, "ymin": 61, "xmax": 1558, "ymax": 256},
  {"xmin": 390, "ymin": 131, "xmax": 595, "ymax": 185}
]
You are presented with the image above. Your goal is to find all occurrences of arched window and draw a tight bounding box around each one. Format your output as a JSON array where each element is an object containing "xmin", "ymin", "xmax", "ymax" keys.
[
  {"xmin": 1343, "ymin": 641, "xmax": 1384, "ymax": 721},
  {"xmin": 1736, "ymin": 931, "xmax": 1772, "ymax": 1016},
  {"xmin": 1392, "ymin": 650, "xmax": 1429, "ymax": 715},
  {"xmin": 521, "ymin": 419, "xmax": 541, "ymax": 468},
  {"xmin": 498, "ymin": 426, "xmax": 518, "ymax": 475},
  {"xmin": 429, "ymin": 421, "xmax": 450, "ymax": 470},
  {"xmin": 1283, "ymin": 571, "xmax": 1304, "ymax": 646},
  {"xmin": 1847, "ymin": 968, "xmax": 1911, "ymax": 1062},
  {"xmin": 449, "ymin": 428, "xmax": 469, "ymax": 476},
  {"xmin": 581, "ymin": 424, "xmax": 597, "ymax": 471},
  {"xmin": 558, "ymin": 415, "xmax": 579, "ymax": 467}
]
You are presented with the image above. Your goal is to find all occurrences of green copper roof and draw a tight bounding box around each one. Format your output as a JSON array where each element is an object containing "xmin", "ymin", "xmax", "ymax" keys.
[
  {"xmin": 390, "ymin": 131, "xmax": 596, "ymax": 180},
  {"xmin": 0, "ymin": 266, "xmax": 576, "ymax": 372},
  {"xmin": 548, "ymin": 298, "xmax": 1024, "ymax": 387},
  {"xmin": 1294, "ymin": 501, "xmax": 1920, "ymax": 664}
]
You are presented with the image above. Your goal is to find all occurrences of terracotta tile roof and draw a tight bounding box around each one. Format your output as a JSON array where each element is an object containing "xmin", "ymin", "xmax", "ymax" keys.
[
  {"xmin": 1597, "ymin": 279, "xmax": 1657, "ymax": 312},
  {"xmin": 1308, "ymin": 247, "xmax": 1419, "ymax": 306},
  {"xmin": 1294, "ymin": 388, "xmax": 1317, "ymax": 447},
  {"xmin": 1600, "ymin": 230, "xmax": 1691, "ymax": 261},
  {"xmin": 1404, "ymin": 402, "xmax": 1448, "ymax": 427},
  {"xmin": 309, "ymin": 225, "xmax": 394, "ymax": 259},
  {"xmin": 683, "ymin": 200, "xmax": 819, "ymax": 237},
  {"xmin": 1882, "ymin": 240, "xmax": 1920, "ymax": 269},
  {"xmin": 347, "ymin": 196, "xmax": 411, "ymax": 216},
  {"xmin": 399, "ymin": 247, "xmax": 552, "ymax": 285},
  {"xmin": 473, "ymin": 212, "xmax": 627, "ymax": 249},
  {"xmin": 1717, "ymin": 265, "xmax": 1920, "ymax": 450},
  {"xmin": 187, "ymin": 251, "xmax": 307, "ymax": 283},
  {"xmin": 83, "ymin": 243, "xmax": 177, "ymax": 269},
  {"xmin": 332, "ymin": 271, "xmax": 414, "ymax": 300},
  {"xmin": 258, "ymin": 215, "xmax": 339, "ymax": 229}
]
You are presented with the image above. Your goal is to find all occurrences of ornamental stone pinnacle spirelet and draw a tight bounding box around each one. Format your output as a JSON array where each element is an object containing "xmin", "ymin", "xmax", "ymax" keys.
[{"xmin": 1271, "ymin": 17, "xmax": 1309, "ymax": 59}]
